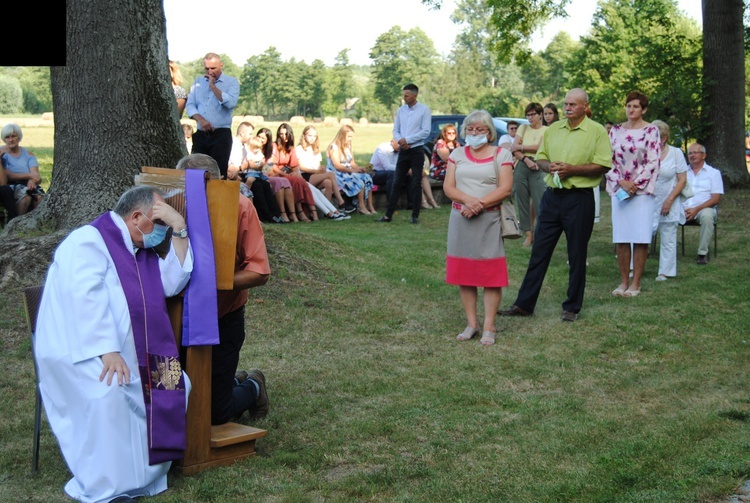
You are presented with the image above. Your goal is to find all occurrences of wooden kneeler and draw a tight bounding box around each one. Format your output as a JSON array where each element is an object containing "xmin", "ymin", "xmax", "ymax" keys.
[{"xmin": 137, "ymin": 167, "xmax": 267, "ymax": 475}]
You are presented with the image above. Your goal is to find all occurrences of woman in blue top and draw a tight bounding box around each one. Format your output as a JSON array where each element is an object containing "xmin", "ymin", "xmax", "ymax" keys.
[{"xmin": 2, "ymin": 123, "xmax": 43, "ymax": 215}]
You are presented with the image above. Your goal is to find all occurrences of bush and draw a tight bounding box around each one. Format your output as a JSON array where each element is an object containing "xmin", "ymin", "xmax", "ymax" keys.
[{"xmin": 0, "ymin": 75, "xmax": 23, "ymax": 114}]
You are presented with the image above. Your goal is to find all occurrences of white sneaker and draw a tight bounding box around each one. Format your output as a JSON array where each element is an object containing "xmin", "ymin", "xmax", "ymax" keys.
[
  {"xmin": 655, "ymin": 274, "xmax": 668, "ymax": 282},
  {"xmin": 329, "ymin": 213, "xmax": 346, "ymax": 221}
]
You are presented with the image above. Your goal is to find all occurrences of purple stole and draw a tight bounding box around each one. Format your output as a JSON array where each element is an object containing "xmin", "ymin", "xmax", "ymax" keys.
[
  {"xmin": 91, "ymin": 212, "xmax": 186, "ymax": 465},
  {"xmin": 182, "ymin": 168, "xmax": 219, "ymax": 346}
]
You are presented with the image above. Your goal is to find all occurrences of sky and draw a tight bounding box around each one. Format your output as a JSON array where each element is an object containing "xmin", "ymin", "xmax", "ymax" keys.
[{"xmin": 163, "ymin": 0, "xmax": 703, "ymax": 67}]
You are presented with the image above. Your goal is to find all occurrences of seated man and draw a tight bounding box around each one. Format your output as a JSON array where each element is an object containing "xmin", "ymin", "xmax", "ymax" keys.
[
  {"xmin": 684, "ymin": 142, "xmax": 723, "ymax": 265},
  {"xmin": 370, "ymin": 139, "xmax": 414, "ymax": 210},
  {"xmin": 497, "ymin": 121, "xmax": 518, "ymax": 149}
]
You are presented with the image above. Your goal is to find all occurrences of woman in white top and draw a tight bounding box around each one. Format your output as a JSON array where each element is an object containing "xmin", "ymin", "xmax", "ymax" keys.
[
  {"xmin": 296, "ymin": 126, "xmax": 347, "ymax": 210},
  {"xmin": 295, "ymin": 126, "xmax": 350, "ymax": 221},
  {"xmin": 651, "ymin": 119, "xmax": 687, "ymax": 281}
]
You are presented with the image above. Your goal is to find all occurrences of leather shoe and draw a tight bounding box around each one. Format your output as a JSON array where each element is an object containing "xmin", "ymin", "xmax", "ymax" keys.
[
  {"xmin": 498, "ymin": 305, "xmax": 532, "ymax": 317},
  {"xmin": 696, "ymin": 254, "xmax": 708, "ymax": 265},
  {"xmin": 110, "ymin": 497, "xmax": 137, "ymax": 503},
  {"xmin": 376, "ymin": 216, "xmax": 391, "ymax": 223},
  {"xmin": 246, "ymin": 369, "xmax": 269, "ymax": 420},
  {"xmin": 561, "ymin": 310, "xmax": 578, "ymax": 322},
  {"xmin": 410, "ymin": 217, "xmax": 419, "ymax": 224}
]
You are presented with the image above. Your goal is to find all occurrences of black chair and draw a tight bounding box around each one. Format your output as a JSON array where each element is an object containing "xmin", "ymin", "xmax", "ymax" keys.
[
  {"xmin": 681, "ymin": 208, "xmax": 718, "ymax": 258},
  {"xmin": 22, "ymin": 285, "xmax": 44, "ymax": 474}
]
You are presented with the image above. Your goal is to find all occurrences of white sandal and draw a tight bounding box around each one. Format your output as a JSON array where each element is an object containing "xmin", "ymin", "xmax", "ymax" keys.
[{"xmin": 456, "ymin": 326, "xmax": 478, "ymax": 341}]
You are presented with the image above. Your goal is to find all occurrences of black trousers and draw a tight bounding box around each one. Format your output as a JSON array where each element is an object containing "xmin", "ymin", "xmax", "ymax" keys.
[
  {"xmin": 211, "ymin": 306, "xmax": 258, "ymax": 425},
  {"xmin": 192, "ymin": 128, "xmax": 233, "ymax": 179},
  {"xmin": 249, "ymin": 179, "xmax": 281, "ymax": 222},
  {"xmin": 385, "ymin": 147, "xmax": 423, "ymax": 219},
  {"xmin": 372, "ymin": 170, "xmax": 414, "ymax": 209},
  {"xmin": 0, "ymin": 185, "xmax": 17, "ymax": 223},
  {"xmin": 514, "ymin": 188, "xmax": 595, "ymax": 314}
]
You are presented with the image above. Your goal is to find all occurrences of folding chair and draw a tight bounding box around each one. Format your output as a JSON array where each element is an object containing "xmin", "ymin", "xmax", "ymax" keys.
[
  {"xmin": 681, "ymin": 207, "xmax": 718, "ymax": 258},
  {"xmin": 23, "ymin": 285, "xmax": 44, "ymax": 474}
]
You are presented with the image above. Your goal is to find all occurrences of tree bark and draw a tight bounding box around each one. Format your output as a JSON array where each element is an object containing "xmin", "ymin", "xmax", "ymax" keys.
[
  {"xmin": 0, "ymin": 0, "xmax": 186, "ymax": 282},
  {"xmin": 701, "ymin": 0, "xmax": 747, "ymax": 186}
]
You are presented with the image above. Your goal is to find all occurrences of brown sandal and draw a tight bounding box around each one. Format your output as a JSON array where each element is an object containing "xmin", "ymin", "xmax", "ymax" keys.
[{"xmin": 296, "ymin": 210, "xmax": 311, "ymax": 222}]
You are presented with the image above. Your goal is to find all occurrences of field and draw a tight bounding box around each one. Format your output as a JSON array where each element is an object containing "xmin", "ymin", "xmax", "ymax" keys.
[{"xmin": 1, "ymin": 120, "xmax": 750, "ymax": 502}]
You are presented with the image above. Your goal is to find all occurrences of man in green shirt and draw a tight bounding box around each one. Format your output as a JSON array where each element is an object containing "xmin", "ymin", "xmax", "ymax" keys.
[{"xmin": 499, "ymin": 88, "xmax": 612, "ymax": 322}]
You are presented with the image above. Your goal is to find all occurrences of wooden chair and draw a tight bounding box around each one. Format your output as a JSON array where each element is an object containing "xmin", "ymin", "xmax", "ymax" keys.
[{"xmin": 23, "ymin": 284, "xmax": 44, "ymax": 475}]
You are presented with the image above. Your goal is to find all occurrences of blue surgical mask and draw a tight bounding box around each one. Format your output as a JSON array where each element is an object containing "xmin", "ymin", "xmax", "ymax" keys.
[
  {"xmin": 465, "ymin": 134, "xmax": 489, "ymax": 148},
  {"xmin": 138, "ymin": 215, "xmax": 170, "ymax": 249}
]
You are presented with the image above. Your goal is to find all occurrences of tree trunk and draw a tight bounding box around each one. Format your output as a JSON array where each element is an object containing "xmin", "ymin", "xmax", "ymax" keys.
[
  {"xmin": 701, "ymin": 0, "xmax": 747, "ymax": 186},
  {"xmin": 0, "ymin": 0, "xmax": 185, "ymax": 283}
]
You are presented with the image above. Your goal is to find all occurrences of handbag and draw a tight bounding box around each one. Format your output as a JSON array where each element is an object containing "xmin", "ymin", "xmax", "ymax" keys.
[
  {"xmin": 672, "ymin": 147, "xmax": 694, "ymax": 199},
  {"xmin": 493, "ymin": 148, "xmax": 522, "ymax": 239},
  {"xmin": 681, "ymin": 180, "xmax": 694, "ymax": 199}
]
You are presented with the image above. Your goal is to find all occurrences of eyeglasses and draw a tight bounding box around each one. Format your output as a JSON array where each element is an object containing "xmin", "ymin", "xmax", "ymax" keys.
[
  {"xmin": 526, "ymin": 112, "xmax": 538, "ymax": 118},
  {"xmin": 466, "ymin": 127, "xmax": 489, "ymax": 134},
  {"xmin": 509, "ymin": 127, "xmax": 518, "ymax": 131}
]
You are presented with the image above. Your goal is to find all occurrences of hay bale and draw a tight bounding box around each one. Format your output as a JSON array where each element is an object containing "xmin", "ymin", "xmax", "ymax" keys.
[
  {"xmin": 358, "ymin": 118, "xmax": 369, "ymax": 126},
  {"xmin": 339, "ymin": 118, "xmax": 353, "ymax": 126},
  {"xmin": 289, "ymin": 116, "xmax": 306, "ymax": 126},
  {"xmin": 323, "ymin": 117, "xmax": 339, "ymax": 127},
  {"xmin": 41, "ymin": 112, "xmax": 54, "ymax": 122}
]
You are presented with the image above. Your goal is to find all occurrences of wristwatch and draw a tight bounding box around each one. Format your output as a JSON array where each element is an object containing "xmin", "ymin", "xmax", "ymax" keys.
[{"xmin": 173, "ymin": 228, "xmax": 188, "ymax": 239}]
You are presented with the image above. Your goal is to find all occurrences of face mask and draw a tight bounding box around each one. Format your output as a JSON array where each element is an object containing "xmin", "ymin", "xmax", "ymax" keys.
[
  {"xmin": 138, "ymin": 215, "xmax": 170, "ymax": 249},
  {"xmin": 465, "ymin": 134, "xmax": 488, "ymax": 148}
]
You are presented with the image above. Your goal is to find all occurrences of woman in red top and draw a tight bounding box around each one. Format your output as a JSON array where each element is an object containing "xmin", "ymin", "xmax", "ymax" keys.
[{"xmin": 269, "ymin": 123, "xmax": 318, "ymax": 222}]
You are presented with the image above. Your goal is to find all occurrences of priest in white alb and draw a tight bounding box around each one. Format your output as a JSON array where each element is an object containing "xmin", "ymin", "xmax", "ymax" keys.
[{"xmin": 35, "ymin": 185, "xmax": 193, "ymax": 503}]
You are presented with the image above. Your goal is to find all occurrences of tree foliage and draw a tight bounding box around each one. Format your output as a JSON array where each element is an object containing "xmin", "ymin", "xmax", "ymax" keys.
[
  {"xmin": 370, "ymin": 26, "xmax": 440, "ymax": 114},
  {"xmin": 0, "ymin": 75, "xmax": 23, "ymax": 114},
  {"xmin": 567, "ymin": 0, "xmax": 702, "ymax": 146}
]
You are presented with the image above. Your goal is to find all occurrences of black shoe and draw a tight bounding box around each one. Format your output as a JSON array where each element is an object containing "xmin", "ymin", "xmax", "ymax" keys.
[
  {"xmin": 246, "ymin": 369, "xmax": 269, "ymax": 420},
  {"xmin": 342, "ymin": 204, "xmax": 357, "ymax": 214},
  {"xmin": 561, "ymin": 310, "xmax": 578, "ymax": 322},
  {"xmin": 110, "ymin": 497, "xmax": 137, "ymax": 503},
  {"xmin": 410, "ymin": 217, "xmax": 419, "ymax": 224},
  {"xmin": 696, "ymin": 254, "xmax": 708, "ymax": 265},
  {"xmin": 376, "ymin": 216, "xmax": 391, "ymax": 223},
  {"xmin": 498, "ymin": 305, "xmax": 532, "ymax": 317}
]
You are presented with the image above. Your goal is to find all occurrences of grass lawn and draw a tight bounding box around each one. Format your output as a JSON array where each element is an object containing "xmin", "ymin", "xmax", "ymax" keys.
[{"xmin": 1, "ymin": 123, "xmax": 749, "ymax": 502}]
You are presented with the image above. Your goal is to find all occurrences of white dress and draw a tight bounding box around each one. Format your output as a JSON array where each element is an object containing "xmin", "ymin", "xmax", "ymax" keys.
[
  {"xmin": 35, "ymin": 213, "xmax": 193, "ymax": 503},
  {"xmin": 653, "ymin": 145, "xmax": 688, "ymax": 229}
]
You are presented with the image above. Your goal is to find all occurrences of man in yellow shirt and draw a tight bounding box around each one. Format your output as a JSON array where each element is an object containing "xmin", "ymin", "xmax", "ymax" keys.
[{"xmin": 499, "ymin": 88, "xmax": 612, "ymax": 322}]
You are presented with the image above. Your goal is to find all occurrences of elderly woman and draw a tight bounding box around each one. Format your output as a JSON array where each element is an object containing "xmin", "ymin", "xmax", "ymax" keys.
[
  {"xmin": 444, "ymin": 110, "xmax": 514, "ymax": 347},
  {"xmin": 651, "ymin": 119, "xmax": 687, "ymax": 281},
  {"xmin": 1, "ymin": 124, "xmax": 44, "ymax": 216},
  {"xmin": 606, "ymin": 91, "xmax": 661, "ymax": 297}
]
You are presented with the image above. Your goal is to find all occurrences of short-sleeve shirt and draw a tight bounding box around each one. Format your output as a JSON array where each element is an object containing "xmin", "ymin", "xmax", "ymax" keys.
[
  {"xmin": 684, "ymin": 162, "xmax": 724, "ymax": 208},
  {"xmin": 2, "ymin": 147, "xmax": 38, "ymax": 176},
  {"xmin": 217, "ymin": 196, "xmax": 270, "ymax": 317},
  {"xmin": 536, "ymin": 117, "xmax": 612, "ymax": 189}
]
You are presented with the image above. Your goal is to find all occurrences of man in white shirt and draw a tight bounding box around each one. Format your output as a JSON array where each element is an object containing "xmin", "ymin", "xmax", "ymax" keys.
[
  {"xmin": 497, "ymin": 121, "xmax": 519, "ymax": 149},
  {"xmin": 370, "ymin": 139, "xmax": 415, "ymax": 210},
  {"xmin": 683, "ymin": 142, "xmax": 723, "ymax": 265}
]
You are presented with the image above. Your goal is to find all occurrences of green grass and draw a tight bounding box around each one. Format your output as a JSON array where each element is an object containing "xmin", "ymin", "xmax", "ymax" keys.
[{"xmin": 1, "ymin": 124, "xmax": 750, "ymax": 502}]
